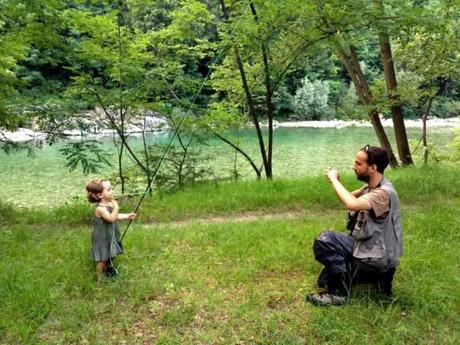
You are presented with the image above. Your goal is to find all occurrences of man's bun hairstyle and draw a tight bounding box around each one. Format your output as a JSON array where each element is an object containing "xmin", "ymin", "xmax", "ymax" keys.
[{"xmin": 362, "ymin": 145, "xmax": 389, "ymax": 173}]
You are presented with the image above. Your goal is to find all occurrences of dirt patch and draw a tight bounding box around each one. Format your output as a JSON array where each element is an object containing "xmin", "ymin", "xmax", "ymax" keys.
[{"xmin": 140, "ymin": 209, "xmax": 327, "ymax": 229}]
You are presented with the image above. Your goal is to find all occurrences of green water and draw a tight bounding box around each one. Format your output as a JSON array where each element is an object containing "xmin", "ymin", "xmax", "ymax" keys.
[{"xmin": 0, "ymin": 126, "xmax": 455, "ymax": 208}]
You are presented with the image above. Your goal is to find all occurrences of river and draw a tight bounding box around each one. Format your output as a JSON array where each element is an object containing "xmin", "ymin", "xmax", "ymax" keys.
[{"xmin": 0, "ymin": 126, "xmax": 456, "ymax": 208}]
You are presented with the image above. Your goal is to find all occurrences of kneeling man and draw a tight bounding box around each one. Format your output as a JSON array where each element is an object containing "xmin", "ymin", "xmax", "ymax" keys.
[{"xmin": 307, "ymin": 145, "xmax": 403, "ymax": 306}]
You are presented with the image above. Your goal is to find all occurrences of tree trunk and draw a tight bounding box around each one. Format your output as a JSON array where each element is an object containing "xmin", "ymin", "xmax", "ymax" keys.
[
  {"xmin": 422, "ymin": 95, "xmax": 435, "ymax": 164},
  {"xmin": 220, "ymin": 0, "xmax": 270, "ymax": 178},
  {"xmin": 378, "ymin": 33, "xmax": 413, "ymax": 165},
  {"xmin": 113, "ymin": 133, "xmax": 125, "ymax": 193},
  {"xmin": 337, "ymin": 43, "xmax": 399, "ymax": 167},
  {"xmin": 233, "ymin": 47, "xmax": 270, "ymax": 176},
  {"xmin": 249, "ymin": 0, "xmax": 273, "ymax": 178}
]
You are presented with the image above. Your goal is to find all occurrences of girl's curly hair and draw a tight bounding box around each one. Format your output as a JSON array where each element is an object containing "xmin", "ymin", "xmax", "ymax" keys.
[{"xmin": 85, "ymin": 179, "xmax": 107, "ymax": 203}]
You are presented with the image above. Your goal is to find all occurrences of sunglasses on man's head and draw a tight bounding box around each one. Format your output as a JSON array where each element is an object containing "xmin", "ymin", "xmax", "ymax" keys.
[{"xmin": 363, "ymin": 144, "xmax": 373, "ymax": 162}]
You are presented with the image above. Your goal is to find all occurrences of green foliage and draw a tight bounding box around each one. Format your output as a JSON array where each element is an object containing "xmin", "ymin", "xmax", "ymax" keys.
[
  {"xmin": 59, "ymin": 140, "xmax": 112, "ymax": 175},
  {"xmin": 64, "ymin": 6, "xmax": 156, "ymax": 108},
  {"xmin": 0, "ymin": 0, "xmax": 459, "ymax": 191},
  {"xmin": 126, "ymin": 0, "xmax": 179, "ymax": 31},
  {"xmin": 448, "ymin": 129, "xmax": 460, "ymax": 162},
  {"xmin": 203, "ymin": 101, "xmax": 247, "ymax": 132},
  {"xmin": 431, "ymin": 98, "xmax": 460, "ymax": 119},
  {"xmin": 211, "ymin": 0, "xmax": 322, "ymax": 120},
  {"xmin": 393, "ymin": 0, "xmax": 460, "ymax": 117},
  {"xmin": 293, "ymin": 77, "xmax": 330, "ymax": 120},
  {"xmin": 113, "ymin": 141, "xmax": 215, "ymax": 194},
  {"xmin": 273, "ymin": 85, "xmax": 295, "ymax": 118},
  {"xmin": 0, "ymin": 1, "xmax": 41, "ymax": 125},
  {"xmin": 408, "ymin": 138, "xmax": 442, "ymax": 163},
  {"xmin": 335, "ymin": 83, "xmax": 367, "ymax": 120},
  {"xmin": 1, "ymin": 0, "xmax": 459, "ymax": 132},
  {"xmin": 151, "ymin": 143, "xmax": 215, "ymax": 192},
  {"xmin": 60, "ymin": 0, "xmax": 217, "ymax": 191},
  {"xmin": 0, "ymin": 0, "xmax": 70, "ymax": 128}
]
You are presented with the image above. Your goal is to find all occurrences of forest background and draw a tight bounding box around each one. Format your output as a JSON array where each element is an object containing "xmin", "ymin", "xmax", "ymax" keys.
[{"xmin": 0, "ymin": 0, "xmax": 459, "ymax": 192}]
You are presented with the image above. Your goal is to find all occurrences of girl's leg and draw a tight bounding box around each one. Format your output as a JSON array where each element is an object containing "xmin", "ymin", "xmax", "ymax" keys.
[{"xmin": 96, "ymin": 260, "xmax": 107, "ymax": 280}]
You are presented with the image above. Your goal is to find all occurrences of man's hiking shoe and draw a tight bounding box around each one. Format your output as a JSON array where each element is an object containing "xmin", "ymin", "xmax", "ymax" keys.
[
  {"xmin": 105, "ymin": 266, "xmax": 118, "ymax": 277},
  {"xmin": 306, "ymin": 292, "xmax": 346, "ymax": 306}
]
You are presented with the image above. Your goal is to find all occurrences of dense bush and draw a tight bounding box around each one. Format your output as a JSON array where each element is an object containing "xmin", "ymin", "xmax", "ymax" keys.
[{"xmin": 293, "ymin": 77, "xmax": 330, "ymax": 120}]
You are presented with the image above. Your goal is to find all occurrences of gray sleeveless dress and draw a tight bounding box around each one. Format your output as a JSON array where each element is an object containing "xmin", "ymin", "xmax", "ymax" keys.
[{"xmin": 90, "ymin": 205, "xmax": 124, "ymax": 262}]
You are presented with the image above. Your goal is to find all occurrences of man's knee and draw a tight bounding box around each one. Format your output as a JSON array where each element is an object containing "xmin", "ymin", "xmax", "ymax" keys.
[{"xmin": 313, "ymin": 230, "xmax": 337, "ymax": 258}]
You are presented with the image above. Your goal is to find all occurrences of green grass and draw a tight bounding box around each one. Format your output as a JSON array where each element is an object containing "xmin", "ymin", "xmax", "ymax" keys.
[
  {"xmin": 1, "ymin": 164, "xmax": 459, "ymax": 344},
  {"xmin": 4, "ymin": 163, "xmax": 459, "ymax": 226}
]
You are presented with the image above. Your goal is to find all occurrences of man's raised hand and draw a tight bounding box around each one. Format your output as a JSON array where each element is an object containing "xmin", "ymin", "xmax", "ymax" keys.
[{"xmin": 325, "ymin": 167, "xmax": 340, "ymax": 183}]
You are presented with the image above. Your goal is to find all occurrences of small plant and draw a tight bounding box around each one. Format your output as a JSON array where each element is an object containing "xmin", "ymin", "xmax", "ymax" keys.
[
  {"xmin": 147, "ymin": 143, "xmax": 215, "ymax": 192},
  {"xmin": 111, "ymin": 142, "xmax": 215, "ymax": 195}
]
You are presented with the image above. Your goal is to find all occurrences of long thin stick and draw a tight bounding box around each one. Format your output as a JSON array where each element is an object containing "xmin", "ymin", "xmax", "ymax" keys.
[{"xmin": 120, "ymin": 3, "xmax": 251, "ymax": 243}]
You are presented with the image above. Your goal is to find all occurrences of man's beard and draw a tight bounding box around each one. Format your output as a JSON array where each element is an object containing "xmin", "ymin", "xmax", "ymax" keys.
[{"xmin": 356, "ymin": 172, "xmax": 370, "ymax": 182}]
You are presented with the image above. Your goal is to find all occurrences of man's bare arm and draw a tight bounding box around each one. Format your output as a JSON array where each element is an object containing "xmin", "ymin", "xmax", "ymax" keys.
[{"xmin": 326, "ymin": 168, "xmax": 371, "ymax": 211}]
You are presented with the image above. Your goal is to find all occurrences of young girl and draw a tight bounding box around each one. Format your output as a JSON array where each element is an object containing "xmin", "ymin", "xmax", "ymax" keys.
[{"xmin": 86, "ymin": 179, "xmax": 136, "ymax": 280}]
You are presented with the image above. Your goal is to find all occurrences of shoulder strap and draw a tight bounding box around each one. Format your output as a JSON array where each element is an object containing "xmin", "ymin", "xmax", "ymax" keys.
[{"xmin": 97, "ymin": 203, "xmax": 112, "ymax": 208}]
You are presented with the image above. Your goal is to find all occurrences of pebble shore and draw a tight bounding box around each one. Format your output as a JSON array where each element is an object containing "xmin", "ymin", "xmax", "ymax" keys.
[{"xmin": 2, "ymin": 117, "xmax": 459, "ymax": 143}]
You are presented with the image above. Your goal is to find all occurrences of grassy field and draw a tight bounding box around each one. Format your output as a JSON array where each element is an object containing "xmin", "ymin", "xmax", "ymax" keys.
[{"xmin": 1, "ymin": 164, "xmax": 459, "ymax": 344}]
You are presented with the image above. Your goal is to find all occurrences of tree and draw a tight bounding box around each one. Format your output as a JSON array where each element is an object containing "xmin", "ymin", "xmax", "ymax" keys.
[
  {"xmin": 211, "ymin": 0, "xmax": 336, "ymax": 178},
  {"xmin": 294, "ymin": 77, "xmax": 330, "ymax": 120},
  {"xmin": 0, "ymin": 0, "xmax": 65, "ymax": 132},
  {"xmin": 214, "ymin": 0, "xmax": 275, "ymax": 178},
  {"xmin": 61, "ymin": 0, "xmax": 216, "ymax": 192},
  {"xmin": 372, "ymin": 0, "xmax": 413, "ymax": 165},
  {"xmin": 337, "ymin": 43, "xmax": 399, "ymax": 167},
  {"xmin": 311, "ymin": 0, "xmax": 399, "ymax": 167},
  {"xmin": 393, "ymin": 0, "xmax": 460, "ymax": 164},
  {"xmin": 63, "ymin": 4, "xmax": 154, "ymax": 191}
]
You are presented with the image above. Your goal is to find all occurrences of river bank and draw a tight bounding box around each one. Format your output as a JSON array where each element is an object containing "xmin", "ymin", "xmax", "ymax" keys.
[
  {"xmin": 276, "ymin": 117, "xmax": 460, "ymax": 129},
  {"xmin": 2, "ymin": 117, "xmax": 459, "ymax": 143}
]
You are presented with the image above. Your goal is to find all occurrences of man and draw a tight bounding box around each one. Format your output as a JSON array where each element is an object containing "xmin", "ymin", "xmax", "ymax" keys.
[{"xmin": 307, "ymin": 145, "xmax": 403, "ymax": 306}]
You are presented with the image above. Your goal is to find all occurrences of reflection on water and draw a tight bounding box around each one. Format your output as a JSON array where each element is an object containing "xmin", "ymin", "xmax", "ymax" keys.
[{"xmin": 0, "ymin": 126, "xmax": 455, "ymax": 208}]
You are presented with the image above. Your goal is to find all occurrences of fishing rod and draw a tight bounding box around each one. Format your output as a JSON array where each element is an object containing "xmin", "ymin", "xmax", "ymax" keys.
[
  {"xmin": 120, "ymin": 72, "xmax": 212, "ymax": 242},
  {"xmin": 119, "ymin": 3, "xmax": 251, "ymax": 243}
]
